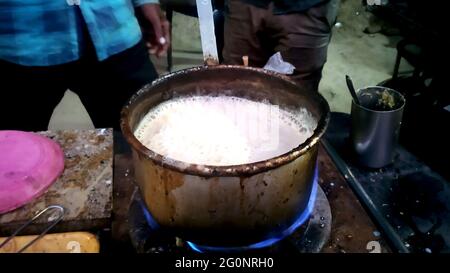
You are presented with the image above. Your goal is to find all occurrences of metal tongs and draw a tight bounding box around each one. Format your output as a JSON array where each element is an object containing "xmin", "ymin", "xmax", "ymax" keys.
[{"xmin": 0, "ymin": 205, "xmax": 65, "ymax": 253}]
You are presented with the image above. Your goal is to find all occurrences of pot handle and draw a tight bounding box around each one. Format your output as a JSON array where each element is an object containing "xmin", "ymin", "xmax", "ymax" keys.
[{"xmin": 195, "ymin": 0, "xmax": 219, "ymax": 65}]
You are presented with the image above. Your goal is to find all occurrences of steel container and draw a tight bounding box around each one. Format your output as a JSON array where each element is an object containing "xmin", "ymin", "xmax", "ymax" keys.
[{"xmin": 351, "ymin": 86, "xmax": 405, "ymax": 168}]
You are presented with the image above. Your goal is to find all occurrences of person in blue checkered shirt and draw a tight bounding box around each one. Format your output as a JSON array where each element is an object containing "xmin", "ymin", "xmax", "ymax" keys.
[{"xmin": 0, "ymin": 0, "xmax": 170, "ymax": 131}]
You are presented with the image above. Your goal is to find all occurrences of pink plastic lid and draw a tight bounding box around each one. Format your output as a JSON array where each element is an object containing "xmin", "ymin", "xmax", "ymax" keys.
[{"xmin": 0, "ymin": 131, "xmax": 64, "ymax": 214}]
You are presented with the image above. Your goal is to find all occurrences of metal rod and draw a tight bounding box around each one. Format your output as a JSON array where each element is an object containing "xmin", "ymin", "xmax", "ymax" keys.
[
  {"xmin": 196, "ymin": 0, "xmax": 219, "ymax": 65},
  {"xmin": 0, "ymin": 205, "xmax": 65, "ymax": 253}
]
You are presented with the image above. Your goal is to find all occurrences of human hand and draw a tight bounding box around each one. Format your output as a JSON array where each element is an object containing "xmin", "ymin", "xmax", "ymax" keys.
[{"xmin": 136, "ymin": 4, "xmax": 171, "ymax": 58}]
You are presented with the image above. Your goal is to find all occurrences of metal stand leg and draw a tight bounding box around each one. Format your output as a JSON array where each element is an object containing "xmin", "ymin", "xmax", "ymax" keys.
[
  {"xmin": 393, "ymin": 52, "xmax": 401, "ymax": 79},
  {"xmin": 166, "ymin": 8, "xmax": 173, "ymax": 72}
]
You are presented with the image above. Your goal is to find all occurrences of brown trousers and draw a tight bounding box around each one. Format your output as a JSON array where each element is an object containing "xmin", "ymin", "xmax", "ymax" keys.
[{"xmin": 223, "ymin": 0, "xmax": 338, "ymax": 92}]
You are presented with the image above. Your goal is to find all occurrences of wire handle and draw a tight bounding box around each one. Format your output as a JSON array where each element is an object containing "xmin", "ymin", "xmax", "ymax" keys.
[{"xmin": 0, "ymin": 205, "xmax": 65, "ymax": 253}]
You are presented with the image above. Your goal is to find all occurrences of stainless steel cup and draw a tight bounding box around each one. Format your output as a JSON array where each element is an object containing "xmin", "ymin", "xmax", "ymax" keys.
[{"xmin": 350, "ymin": 86, "xmax": 406, "ymax": 168}]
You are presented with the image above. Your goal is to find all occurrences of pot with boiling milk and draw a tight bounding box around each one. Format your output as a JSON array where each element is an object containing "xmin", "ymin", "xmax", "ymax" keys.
[{"xmin": 121, "ymin": 65, "xmax": 330, "ymax": 247}]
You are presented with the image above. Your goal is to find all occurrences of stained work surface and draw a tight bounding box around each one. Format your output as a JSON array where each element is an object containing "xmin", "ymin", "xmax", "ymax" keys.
[
  {"xmin": 318, "ymin": 145, "xmax": 390, "ymax": 253},
  {"xmin": 0, "ymin": 129, "xmax": 113, "ymax": 235},
  {"xmin": 112, "ymin": 142, "xmax": 391, "ymax": 253}
]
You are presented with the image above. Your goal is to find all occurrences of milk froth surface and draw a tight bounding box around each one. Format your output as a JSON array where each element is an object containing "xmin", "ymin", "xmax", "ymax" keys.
[{"xmin": 134, "ymin": 96, "xmax": 317, "ymax": 166}]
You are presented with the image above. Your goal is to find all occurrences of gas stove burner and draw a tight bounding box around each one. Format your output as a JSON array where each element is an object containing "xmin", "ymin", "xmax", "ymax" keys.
[
  {"xmin": 186, "ymin": 170, "xmax": 319, "ymax": 253},
  {"xmin": 128, "ymin": 169, "xmax": 331, "ymax": 253}
]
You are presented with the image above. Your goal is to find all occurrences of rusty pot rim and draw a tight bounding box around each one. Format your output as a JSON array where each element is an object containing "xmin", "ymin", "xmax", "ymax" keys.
[{"xmin": 120, "ymin": 65, "xmax": 330, "ymax": 177}]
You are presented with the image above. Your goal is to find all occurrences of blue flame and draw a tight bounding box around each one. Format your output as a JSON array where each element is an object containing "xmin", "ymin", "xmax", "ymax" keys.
[
  {"xmin": 187, "ymin": 163, "xmax": 319, "ymax": 253},
  {"xmin": 141, "ymin": 201, "xmax": 160, "ymax": 230},
  {"xmin": 141, "ymin": 163, "xmax": 319, "ymax": 253}
]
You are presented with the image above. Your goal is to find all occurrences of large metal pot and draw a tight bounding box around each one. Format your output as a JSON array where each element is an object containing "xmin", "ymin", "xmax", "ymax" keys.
[{"xmin": 121, "ymin": 65, "xmax": 330, "ymax": 247}]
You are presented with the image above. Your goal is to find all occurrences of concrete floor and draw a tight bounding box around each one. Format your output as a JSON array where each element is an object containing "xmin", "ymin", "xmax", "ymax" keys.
[{"xmin": 49, "ymin": 0, "xmax": 411, "ymax": 130}]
